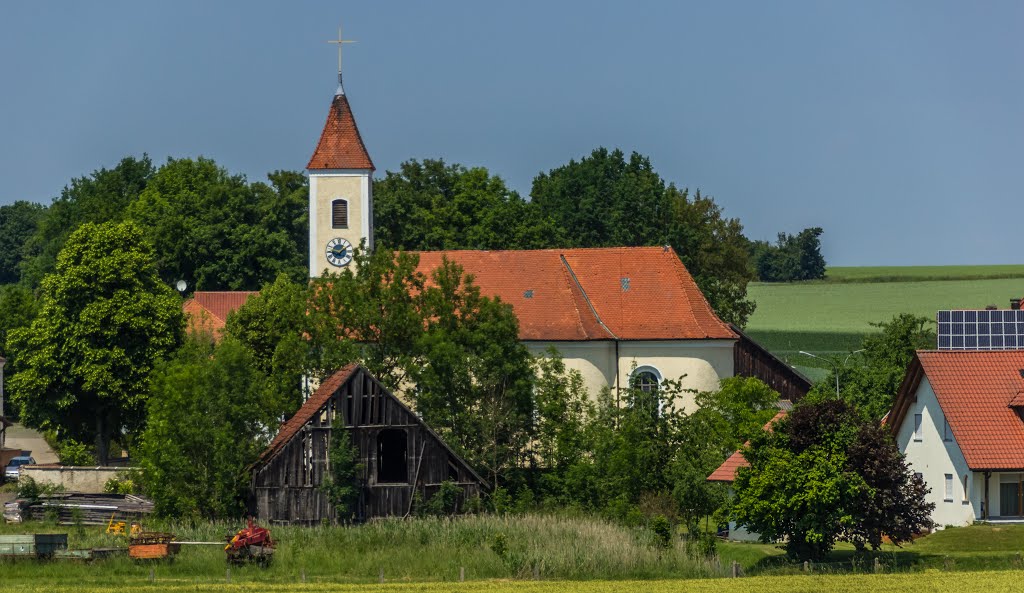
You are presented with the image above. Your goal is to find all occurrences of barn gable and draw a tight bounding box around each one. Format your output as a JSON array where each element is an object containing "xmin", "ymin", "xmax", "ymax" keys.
[{"xmin": 251, "ymin": 364, "xmax": 484, "ymax": 523}]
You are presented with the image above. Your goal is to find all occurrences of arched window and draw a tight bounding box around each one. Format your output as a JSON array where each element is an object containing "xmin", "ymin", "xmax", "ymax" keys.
[
  {"xmin": 376, "ymin": 428, "xmax": 408, "ymax": 483},
  {"xmin": 631, "ymin": 366, "xmax": 662, "ymax": 393},
  {"xmin": 332, "ymin": 199, "xmax": 349, "ymax": 229}
]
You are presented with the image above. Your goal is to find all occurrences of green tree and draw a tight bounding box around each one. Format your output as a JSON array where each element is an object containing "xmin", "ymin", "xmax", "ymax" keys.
[
  {"xmin": 751, "ymin": 227, "xmax": 827, "ymax": 282},
  {"xmin": 224, "ymin": 273, "xmax": 310, "ymax": 416},
  {"xmin": 306, "ymin": 247, "xmax": 536, "ymax": 488},
  {"xmin": 814, "ymin": 314, "xmax": 935, "ymax": 421},
  {"xmin": 8, "ymin": 221, "xmax": 183, "ymax": 463},
  {"xmin": 20, "ymin": 156, "xmax": 154, "ymax": 287},
  {"xmin": 668, "ymin": 377, "xmax": 781, "ymax": 529},
  {"xmin": 140, "ymin": 335, "xmax": 275, "ymax": 519},
  {"xmin": 732, "ymin": 398, "xmax": 932, "ymax": 561},
  {"xmin": 531, "ymin": 350, "xmax": 593, "ymax": 496},
  {"xmin": 374, "ymin": 159, "xmax": 564, "ymax": 251},
  {"xmin": 0, "ymin": 201, "xmax": 46, "ymax": 285},
  {"xmin": 530, "ymin": 148, "xmax": 756, "ymax": 326},
  {"xmin": 127, "ymin": 158, "xmax": 306, "ymax": 290},
  {"xmin": 320, "ymin": 428, "xmax": 363, "ymax": 522}
]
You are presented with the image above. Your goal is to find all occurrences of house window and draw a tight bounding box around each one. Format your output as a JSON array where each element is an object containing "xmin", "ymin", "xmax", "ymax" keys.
[
  {"xmin": 332, "ymin": 199, "xmax": 349, "ymax": 229},
  {"xmin": 943, "ymin": 418, "xmax": 952, "ymax": 442},
  {"xmin": 962, "ymin": 474, "xmax": 969, "ymax": 502},
  {"xmin": 376, "ymin": 429, "xmax": 408, "ymax": 483},
  {"xmin": 944, "ymin": 474, "xmax": 954, "ymax": 501},
  {"xmin": 914, "ymin": 414, "xmax": 923, "ymax": 441}
]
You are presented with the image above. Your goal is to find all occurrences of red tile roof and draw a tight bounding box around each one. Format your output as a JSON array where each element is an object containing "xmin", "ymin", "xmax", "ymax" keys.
[
  {"xmin": 258, "ymin": 363, "xmax": 359, "ymax": 464},
  {"xmin": 706, "ymin": 410, "xmax": 788, "ymax": 483},
  {"xmin": 307, "ymin": 93, "xmax": 374, "ymax": 170},
  {"xmin": 413, "ymin": 247, "xmax": 736, "ymax": 341},
  {"xmin": 183, "ymin": 291, "xmax": 258, "ymax": 336},
  {"xmin": 900, "ymin": 350, "xmax": 1024, "ymax": 471}
]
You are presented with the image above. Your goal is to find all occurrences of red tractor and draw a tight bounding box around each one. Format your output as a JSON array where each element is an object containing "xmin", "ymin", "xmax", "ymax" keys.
[{"xmin": 225, "ymin": 518, "xmax": 275, "ymax": 565}]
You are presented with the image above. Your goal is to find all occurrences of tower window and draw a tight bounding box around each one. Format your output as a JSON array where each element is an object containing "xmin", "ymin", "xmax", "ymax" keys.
[{"xmin": 332, "ymin": 199, "xmax": 349, "ymax": 229}]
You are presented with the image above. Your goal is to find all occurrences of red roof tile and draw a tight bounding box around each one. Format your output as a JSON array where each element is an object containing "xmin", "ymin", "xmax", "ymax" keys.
[
  {"xmin": 258, "ymin": 363, "xmax": 359, "ymax": 464},
  {"xmin": 413, "ymin": 247, "xmax": 736, "ymax": 341},
  {"xmin": 706, "ymin": 410, "xmax": 788, "ymax": 483},
  {"xmin": 707, "ymin": 449, "xmax": 749, "ymax": 482},
  {"xmin": 913, "ymin": 350, "xmax": 1024, "ymax": 471},
  {"xmin": 183, "ymin": 291, "xmax": 258, "ymax": 336},
  {"xmin": 307, "ymin": 93, "xmax": 374, "ymax": 170}
]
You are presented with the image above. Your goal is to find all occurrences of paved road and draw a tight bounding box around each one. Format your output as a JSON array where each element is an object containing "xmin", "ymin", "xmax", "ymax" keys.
[{"xmin": 4, "ymin": 424, "xmax": 58, "ymax": 464}]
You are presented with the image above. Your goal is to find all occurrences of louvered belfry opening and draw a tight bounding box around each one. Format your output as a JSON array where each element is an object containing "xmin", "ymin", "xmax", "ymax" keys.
[{"xmin": 332, "ymin": 199, "xmax": 348, "ymax": 228}]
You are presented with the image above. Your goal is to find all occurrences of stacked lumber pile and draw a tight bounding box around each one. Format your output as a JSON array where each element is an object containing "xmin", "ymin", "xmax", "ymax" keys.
[{"xmin": 11, "ymin": 493, "xmax": 154, "ymax": 524}]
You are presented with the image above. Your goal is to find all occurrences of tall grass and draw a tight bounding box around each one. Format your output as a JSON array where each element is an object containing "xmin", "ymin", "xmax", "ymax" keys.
[{"xmin": 0, "ymin": 513, "xmax": 722, "ymax": 586}]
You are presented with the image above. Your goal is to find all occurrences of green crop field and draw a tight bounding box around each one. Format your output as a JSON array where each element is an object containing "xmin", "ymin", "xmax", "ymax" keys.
[
  {"xmin": 745, "ymin": 270, "xmax": 1024, "ymax": 376},
  {"xmin": 1, "ymin": 570, "xmax": 1023, "ymax": 593},
  {"xmin": 823, "ymin": 265, "xmax": 1024, "ymax": 283}
]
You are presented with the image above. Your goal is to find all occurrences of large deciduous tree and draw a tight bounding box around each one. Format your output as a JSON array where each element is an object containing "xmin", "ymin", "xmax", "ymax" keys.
[
  {"xmin": 140, "ymin": 335, "xmax": 275, "ymax": 519},
  {"xmin": 750, "ymin": 227, "xmax": 827, "ymax": 282},
  {"xmin": 127, "ymin": 157, "xmax": 307, "ymax": 290},
  {"xmin": 20, "ymin": 156, "xmax": 154, "ymax": 287},
  {"xmin": 8, "ymin": 221, "xmax": 183, "ymax": 463},
  {"xmin": 530, "ymin": 148, "xmax": 757, "ymax": 326},
  {"xmin": 374, "ymin": 159, "xmax": 564, "ymax": 251},
  {"xmin": 732, "ymin": 398, "xmax": 933, "ymax": 562},
  {"xmin": 0, "ymin": 201, "xmax": 46, "ymax": 285}
]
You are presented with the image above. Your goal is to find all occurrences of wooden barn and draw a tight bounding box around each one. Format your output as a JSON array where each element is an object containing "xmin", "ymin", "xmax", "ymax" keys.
[{"xmin": 251, "ymin": 364, "xmax": 486, "ymax": 524}]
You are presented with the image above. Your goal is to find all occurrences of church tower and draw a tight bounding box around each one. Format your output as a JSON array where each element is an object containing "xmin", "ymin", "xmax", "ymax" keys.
[{"xmin": 307, "ymin": 39, "xmax": 374, "ymax": 278}]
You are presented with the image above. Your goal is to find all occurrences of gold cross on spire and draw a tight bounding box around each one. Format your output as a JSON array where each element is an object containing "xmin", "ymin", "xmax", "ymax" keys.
[{"xmin": 328, "ymin": 25, "xmax": 357, "ymax": 92}]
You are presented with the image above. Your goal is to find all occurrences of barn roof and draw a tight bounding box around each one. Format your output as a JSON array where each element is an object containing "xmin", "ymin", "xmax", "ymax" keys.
[
  {"xmin": 889, "ymin": 350, "xmax": 1024, "ymax": 471},
  {"xmin": 413, "ymin": 246, "xmax": 736, "ymax": 341},
  {"xmin": 254, "ymin": 364, "xmax": 486, "ymax": 486}
]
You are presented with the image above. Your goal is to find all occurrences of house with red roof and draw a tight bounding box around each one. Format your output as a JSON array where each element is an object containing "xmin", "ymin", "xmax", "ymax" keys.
[
  {"xmin": 888, "ymin": 350, "xmax": 1024, "ymax": 525},
  {"xmin": 706, "ymin": 407, "xmax": 789, "ymax": 541},
  {"xmin": 183, "ymin": 291, "xmax": 258, "ymax": 337}
]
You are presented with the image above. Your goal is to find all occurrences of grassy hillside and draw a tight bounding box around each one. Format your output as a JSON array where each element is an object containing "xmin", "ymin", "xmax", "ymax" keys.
[{"xmin": 745, "ymin": 269, "xmax": 1024, "ymax": 377}]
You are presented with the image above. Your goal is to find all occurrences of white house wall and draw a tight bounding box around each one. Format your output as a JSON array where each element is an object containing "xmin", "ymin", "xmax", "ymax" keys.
[{"xmin": 897, "ymin": 376, "xmax": 978, "ymax": 527}]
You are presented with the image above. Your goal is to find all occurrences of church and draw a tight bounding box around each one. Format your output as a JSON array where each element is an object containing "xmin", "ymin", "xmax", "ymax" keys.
[{"xmin": 185, "ymin": 61, "xmax": 808, "ymax": 409}]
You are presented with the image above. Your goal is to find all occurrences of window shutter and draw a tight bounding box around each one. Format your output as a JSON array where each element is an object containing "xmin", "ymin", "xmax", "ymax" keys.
[{"xmin": 332, "ymin": 200, "xmax": 348, "ymax": 228}]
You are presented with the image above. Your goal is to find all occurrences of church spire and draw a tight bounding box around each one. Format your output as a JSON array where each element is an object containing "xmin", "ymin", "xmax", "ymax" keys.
[{"xmin": 328, "ymin": 25, "xmax": 356, "ymax": 96}]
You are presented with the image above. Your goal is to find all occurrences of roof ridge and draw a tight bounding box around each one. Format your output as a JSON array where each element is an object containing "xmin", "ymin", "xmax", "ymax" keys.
[{"xmin": 559, "ymin": 254, "xmax": 617, "ymax": 339}]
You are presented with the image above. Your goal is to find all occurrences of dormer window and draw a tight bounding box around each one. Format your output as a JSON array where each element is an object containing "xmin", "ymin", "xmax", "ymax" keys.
[{"xmin": 332, "ymin": 199, "xmax": 349, "ymax": 229}]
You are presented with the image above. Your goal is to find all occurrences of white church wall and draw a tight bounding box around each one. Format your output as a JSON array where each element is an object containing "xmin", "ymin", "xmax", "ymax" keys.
[
  {"xmin": 528, "ymin": 339, "xmax": 735, "ymax": 413},
  {"xmin": 618, "ymin": 340, "xmax": 735, "ymax": 413},
  {"xmin": 309, "ymin": 171, "xmax": 370, "ymax": 277}
]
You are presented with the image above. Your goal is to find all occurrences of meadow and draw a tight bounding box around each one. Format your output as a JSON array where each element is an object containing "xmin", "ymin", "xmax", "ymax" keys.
[
  {"xmin": 3, "ymin": 516, "xmax": 1024, "ymax": 591},
  {"xmin": 744, "ymin": 265, "xmax": 1024, "ymax": 375}
]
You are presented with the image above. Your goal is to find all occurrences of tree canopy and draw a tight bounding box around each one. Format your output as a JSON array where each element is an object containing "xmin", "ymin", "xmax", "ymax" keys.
[
  {"xmin": 140, "ymin": 335, "xmax": 276, "ymax": 519},
  {"xmin": 8, "ymin": 221, "xmax": 183, "ymax": 463},
  {"xmin": 732, "ymin": 398, "xmax": 933, "ymax": 561},
  {"xmin": 750, "ymin": 227, "xmax": 827, "ymax": 282}
]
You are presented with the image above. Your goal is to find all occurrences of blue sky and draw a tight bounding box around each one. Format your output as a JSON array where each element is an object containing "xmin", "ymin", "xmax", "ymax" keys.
[{"xmin": 1, "ymin": 1, "xmax": 1021, "ymax": 266}]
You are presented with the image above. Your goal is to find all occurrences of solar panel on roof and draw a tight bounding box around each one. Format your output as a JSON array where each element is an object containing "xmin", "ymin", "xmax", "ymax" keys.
[{"xmin": 937, "ymin": 309, "xmax": 1024, "ymax": 350}]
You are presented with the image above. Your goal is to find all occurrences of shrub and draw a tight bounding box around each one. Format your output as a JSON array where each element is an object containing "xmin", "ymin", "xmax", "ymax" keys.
[{"xmin": 56, "ymin": 439, "xmax": 95, "ymax": 466}]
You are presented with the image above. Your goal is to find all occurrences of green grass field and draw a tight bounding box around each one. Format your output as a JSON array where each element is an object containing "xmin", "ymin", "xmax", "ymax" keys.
[
  {"xmin": 2, "ymin": 519, "xmax": 1024, "ymax": 591},
  {"xmin": 3, "ymin": 572, "xmax": 1024, "ymax": 593},
  {"xmin": 745, "ymin": 270, "xmax": 1024, "ymax": 373}
]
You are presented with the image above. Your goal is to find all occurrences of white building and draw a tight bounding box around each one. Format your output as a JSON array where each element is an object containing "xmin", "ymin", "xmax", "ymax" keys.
[{"xmin": 889, "ymin": 350, "xmax": 1024, "ymax": 526}]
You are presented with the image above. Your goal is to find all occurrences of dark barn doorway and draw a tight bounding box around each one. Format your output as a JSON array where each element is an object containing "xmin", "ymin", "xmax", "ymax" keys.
[{"xmin": 377, "ymin": 429, "xmax": 408, "ymax": 483}]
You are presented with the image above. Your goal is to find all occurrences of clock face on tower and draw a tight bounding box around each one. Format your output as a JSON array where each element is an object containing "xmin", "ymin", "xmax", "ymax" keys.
[{"xmin": 325, "ymin": 237, "xmax": 353, "ymax": 267}]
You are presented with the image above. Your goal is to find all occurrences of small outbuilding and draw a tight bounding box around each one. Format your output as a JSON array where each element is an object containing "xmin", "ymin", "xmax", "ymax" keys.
[{"xmin": 251, "ymin": 364, "xmax": 485, "ymax": 524}]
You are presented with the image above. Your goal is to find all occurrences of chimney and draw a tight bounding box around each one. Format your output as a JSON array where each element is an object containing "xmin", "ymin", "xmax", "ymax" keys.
[{"xmin": 1012, "ymin": 298, "xmax": 1022, "ymax": 311}]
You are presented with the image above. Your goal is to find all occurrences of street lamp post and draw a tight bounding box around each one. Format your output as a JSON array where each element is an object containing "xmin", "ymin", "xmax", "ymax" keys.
[{"xmin": 799, "ymin": 350, "xmax": 864, "ymax": 396}]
